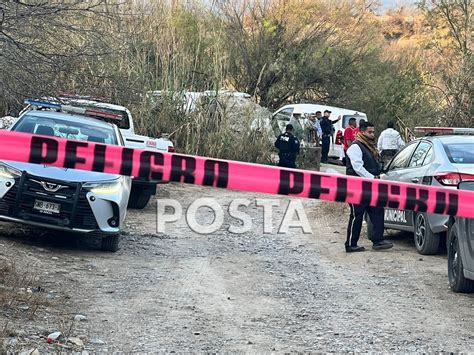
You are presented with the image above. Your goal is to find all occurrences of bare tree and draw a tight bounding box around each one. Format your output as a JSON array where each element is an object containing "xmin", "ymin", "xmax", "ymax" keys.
[
  {"xmin": 0, "ymin": 0, "xmax": 116, "ymax": 113},
  {"xmin": 420, "ymin": 0, "xmax": 473, "ymax": 126}
]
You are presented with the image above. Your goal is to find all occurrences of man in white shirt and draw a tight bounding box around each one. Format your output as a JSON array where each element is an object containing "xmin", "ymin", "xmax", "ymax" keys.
[
  {"xmin": 377, "ymin": 122, "xmax": 405, "ymax": 165},
  {"xmin": 345, "ymin": 121, "xmax": 393, "ymax": 252}
]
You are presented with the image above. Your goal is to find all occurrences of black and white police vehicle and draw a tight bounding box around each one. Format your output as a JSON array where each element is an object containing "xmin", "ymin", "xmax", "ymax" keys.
[
  {"xmin": 381, "ymin": 127, "xmax": 474, "ymax": 255},
  {"xmin": 1, "ymin": 109, "xmax": 131, "ymax": 251},
  {"xmin": 21, "ymin": 97, "xmax": 174, "ymax": 209}
]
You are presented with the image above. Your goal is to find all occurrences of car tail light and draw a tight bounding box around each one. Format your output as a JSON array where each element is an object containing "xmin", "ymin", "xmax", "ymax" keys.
[
  {"xmin": 434, "ymin": 172, "xmax": 474, "ymax": 186},
  {"xmin": 335, "ymin": 130, "xmax": 343, "ymax": 145},
  {"xmin": 168, "ymin": 146, "xmax": 175, "ymax": 153}
]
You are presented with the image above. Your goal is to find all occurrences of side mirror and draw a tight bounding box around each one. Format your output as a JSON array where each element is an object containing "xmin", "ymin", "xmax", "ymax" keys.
[{"xmin": 458, "ymin": 181, "xmax": 474, "ymax": 191}]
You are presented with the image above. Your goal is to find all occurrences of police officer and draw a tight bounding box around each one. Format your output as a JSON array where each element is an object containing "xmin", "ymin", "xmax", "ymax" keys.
[
  {"xmin": 345, "ymin": 121, "xmax": 393, "ymax": 252},
  {"xmin": 319, "ymin": 110, "xmax": 341, "ymax": 163},
  {"xmin": 275, "ymin": 124, "xmax": 300, "ymax": 168}
]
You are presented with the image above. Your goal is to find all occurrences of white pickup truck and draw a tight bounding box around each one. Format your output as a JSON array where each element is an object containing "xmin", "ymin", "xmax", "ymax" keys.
[{"xmin": 21, "ymin": 98, "xmax": 174, "ymax": 209}]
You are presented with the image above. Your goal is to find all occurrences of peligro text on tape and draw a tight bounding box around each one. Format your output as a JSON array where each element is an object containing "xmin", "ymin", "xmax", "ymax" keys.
[{"xmin": 0, "ymin": 130, "xmax": 472, "ymax": 218}]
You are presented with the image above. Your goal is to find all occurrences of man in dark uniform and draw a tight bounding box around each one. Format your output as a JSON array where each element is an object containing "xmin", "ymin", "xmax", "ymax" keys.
[
  {"xmin": 275, "ymin": 124, "xmax": 300, "ymax": 168},
  {"xmin": 345, "ymin": 121, "xmax": 393, "ymax": 252},
  {"xmin": 319, "ymin": 110, "xmax": 341, "ymax": 164}
]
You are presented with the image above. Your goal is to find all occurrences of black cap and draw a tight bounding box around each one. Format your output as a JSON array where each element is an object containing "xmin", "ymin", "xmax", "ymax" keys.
[
  {"xmin": 286, "ymin": 124, "xmax": 294, "ymax": 130},
  {"xmin": 324, "ymin": 110, "xmax": 331, "ymax": 114}
]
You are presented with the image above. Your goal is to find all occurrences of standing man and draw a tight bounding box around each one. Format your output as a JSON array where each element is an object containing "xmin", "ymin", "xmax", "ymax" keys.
[
  {"xmin": 345, "ymin": 121, "xmax": 393, "ymax": 252},
  {"xmin": 377, "ymin": 121, "xmax": 405, "ymax": 166},
  {"xmin": 304, "ymin": 113, "xmax": 322, "ymax": 146},
  {"xmin": 304, "ymin": 114, "xmax": 317, "ymax": 145},
  {"xmin": 319, "ymin": 110, "xmax": 341, "ymax": 163},
  {"xmin": 354, "ymin": 118, "xmax": 365, "ymax": 135},
  {"xmin": 314, "ymin": 111, "xmax": 322, "ymax": 143},
  {"xmin": 288, "ymin": 109, "xmax": 304, "ymax": 141},
  {"xmin": 275, "ymin": 124, "xmax": 300, "ymax": 168},
  {"xmin": 343, "ymin": 117, "xmax": 357, "ymax": 162}
]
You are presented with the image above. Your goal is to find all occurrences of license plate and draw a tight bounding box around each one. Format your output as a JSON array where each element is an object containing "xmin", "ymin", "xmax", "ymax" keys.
[{"xmin": 33, "ymin": 200, "xmax": 60, "ymax": 214}]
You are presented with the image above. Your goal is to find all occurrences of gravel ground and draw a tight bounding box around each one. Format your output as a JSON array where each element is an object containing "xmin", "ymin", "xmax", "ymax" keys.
[{"xmin": 0, "ymin": 167, "xmax": 473, "ymax": 352}]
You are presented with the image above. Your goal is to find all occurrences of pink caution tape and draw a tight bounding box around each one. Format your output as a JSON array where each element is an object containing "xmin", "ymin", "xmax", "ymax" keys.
[{"xmin": 0, "ymin": 130, "xmax": 473, "ymax": 218}]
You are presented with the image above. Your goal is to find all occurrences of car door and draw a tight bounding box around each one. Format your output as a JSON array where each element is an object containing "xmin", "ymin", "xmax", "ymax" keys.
[
  {"xmin": 457, "ymin": 182, "xmax": 474, "ymax": 274},
  {"xmin": 382, "ymin": 141, "xmax": 420, "ymax": 231},
  {"xmin": 406, "ymin": 140, "xmax": 434, "ymax": 185},
  {"xmin": 463, "ymin": 217, "xmax": 474, "ymax": 274}
]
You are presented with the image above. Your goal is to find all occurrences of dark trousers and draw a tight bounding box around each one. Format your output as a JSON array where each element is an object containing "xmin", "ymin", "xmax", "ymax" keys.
[
  {"xmin": 321, "ymin": 136, "xmax": 330, "ymax": 163},
  {"xmin": 278, "ymin": 153, "xmax": 296, "ymax": 168},
  {"xmin": 346, "ymin": 203, "xmax": 384, "ymax": 247}
]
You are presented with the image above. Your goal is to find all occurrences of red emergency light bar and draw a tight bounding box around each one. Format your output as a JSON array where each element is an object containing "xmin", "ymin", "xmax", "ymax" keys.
[{"xmin": 84, "ymin": 109, "xmax": 122, "ymax": 120}]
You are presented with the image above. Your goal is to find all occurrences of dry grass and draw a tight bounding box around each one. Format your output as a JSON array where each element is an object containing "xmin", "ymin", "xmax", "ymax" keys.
[{"xmin": 0, "ymin": 259, "xmax": 49, "ymax": 340}]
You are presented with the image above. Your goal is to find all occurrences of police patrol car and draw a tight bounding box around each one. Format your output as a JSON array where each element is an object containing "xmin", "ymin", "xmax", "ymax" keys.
[
  {"xmin": 1, "ymin": 107, "xmax": 131, "ymax": 251},
  {"xmin": 381, "ymin": 127, "xmax": 474, "ymax": 255}
]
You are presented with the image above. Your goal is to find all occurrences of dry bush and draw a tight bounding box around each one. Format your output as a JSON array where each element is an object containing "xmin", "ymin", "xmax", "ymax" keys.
[
  {"xmin": 0, "ymin": 1, "xmax": 115, "ymax": 113},
  {"xmin": 130, "ymin": 93, "xmax": 275, "ymax": 164}
]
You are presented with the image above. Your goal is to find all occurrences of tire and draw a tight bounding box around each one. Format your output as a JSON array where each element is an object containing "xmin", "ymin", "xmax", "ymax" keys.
[
  {"xmin": 414, "ymin": 212, "xmax": 440, "ymax": 255},
  {"xmin": 101, "ymin": 234, "xmax": 121, "ymax": 252},
  {"xmin": 127, "ymin": 190, "xmax": 152, "ymax": 209},
  {"xmin": 447, "ymin": 227, "xmax": 474, "ymax": 293}
]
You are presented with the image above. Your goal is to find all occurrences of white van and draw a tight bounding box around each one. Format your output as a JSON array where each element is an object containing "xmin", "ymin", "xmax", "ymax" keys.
[{"xmin": 271, "ymin": 103, "xmax": 367, "ymax": 160}]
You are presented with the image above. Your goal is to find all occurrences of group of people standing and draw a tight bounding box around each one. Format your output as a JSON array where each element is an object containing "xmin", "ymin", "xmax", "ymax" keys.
[
  {"xmin": 274, "ymin": 109, "xmax": 342, "ymax": 168},
  {"xmin": 275, "ymin": 110, "xmax": 406, "ymax": 253},
  {"xmin": 301, "ymin": 109, "xmax": 342, "ymax": 164}
]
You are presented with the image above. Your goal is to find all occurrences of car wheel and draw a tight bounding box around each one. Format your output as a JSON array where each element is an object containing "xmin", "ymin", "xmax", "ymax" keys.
[
  {"xmin": 414, "ymin": 212, "xmax": 440, "ymax": 255},
  {"xmin": 448, "ymin": 227, "xmax": 474, "ymax": 293},
  {"xmin": 101, "ymin": 234, "xmax": 121, "ymax": 252},
  {"xmin": 127, "ymin": 191, "xmax": 152, "ymax": 209}
]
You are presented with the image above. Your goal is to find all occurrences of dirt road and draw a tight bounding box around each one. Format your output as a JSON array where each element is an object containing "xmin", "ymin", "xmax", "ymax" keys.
[{"xmin": 1, "ymin": 177, "xmax": 473, "ymax": 352}]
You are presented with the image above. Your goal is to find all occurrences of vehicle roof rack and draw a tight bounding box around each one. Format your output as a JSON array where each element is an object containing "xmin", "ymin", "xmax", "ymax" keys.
[{"xmin": 414, "ymin": 127, "xmax": 474, "ymax": 136}]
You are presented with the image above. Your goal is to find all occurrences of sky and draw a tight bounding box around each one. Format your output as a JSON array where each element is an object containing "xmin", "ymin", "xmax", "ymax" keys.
[
  {"xmin": 202, "ymin": 0, "xmax": 419, "ymax": 14},
  {"xmin": 380, "ymin": 0, "xmax": 418, "ymax": 11}
]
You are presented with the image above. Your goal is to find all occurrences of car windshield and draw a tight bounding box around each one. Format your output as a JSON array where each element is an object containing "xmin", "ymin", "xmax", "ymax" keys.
[
  {"xmin": 443, "ymin": 142, "xmax": 474, "ymax": 164},
  {"xmin": 13, "ymin": 115, "xmax": 118, "ymax": 145}
]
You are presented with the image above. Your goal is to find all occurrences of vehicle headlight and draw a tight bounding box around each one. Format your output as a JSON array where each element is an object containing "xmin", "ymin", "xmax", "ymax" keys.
[
  {"xmin": 83, "ymin": 177, "xmax": 123, "ymax": 194},
  {"xmin": 0, "ymin": 163, "xmax": 21, "ymax": 179}
]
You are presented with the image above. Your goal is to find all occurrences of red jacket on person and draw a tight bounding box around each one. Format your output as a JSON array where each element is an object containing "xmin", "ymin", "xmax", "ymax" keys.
[{"xmin": 344, "ymin": 126, "xmax": 357, "ymax": 152}]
